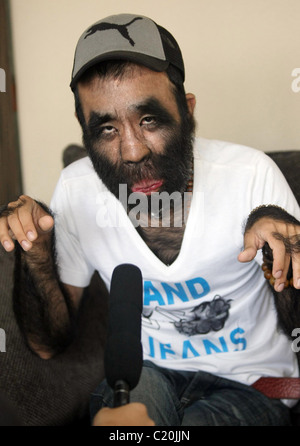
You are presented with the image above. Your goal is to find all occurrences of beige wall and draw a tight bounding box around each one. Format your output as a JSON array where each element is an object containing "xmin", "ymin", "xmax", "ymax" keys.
[{"xmin": 9, "ymin": 0, "xmax": 300, "ymax": 204}]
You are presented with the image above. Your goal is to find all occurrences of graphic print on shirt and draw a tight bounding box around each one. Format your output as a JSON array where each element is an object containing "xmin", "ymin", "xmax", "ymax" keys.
[
  {"xmin": 175, "ymin": 296, "xmax": 231, "ymax": 335},
  {"xmin": 142, "ymin": 295, "xmax": 231, "ymax": 335},
  {"xmin": 141, "ymin": 277, "xmax": 247, "ymax": 361}
]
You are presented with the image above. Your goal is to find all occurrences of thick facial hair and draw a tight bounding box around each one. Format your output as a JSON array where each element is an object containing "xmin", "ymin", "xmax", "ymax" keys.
[{"xmin": 82, "ymin": 114, "xmax": 195, "ymax": 201}]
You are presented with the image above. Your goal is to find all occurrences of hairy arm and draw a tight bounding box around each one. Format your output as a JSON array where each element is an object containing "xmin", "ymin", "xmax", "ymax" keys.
[{"xmin": 0, "ymin": 196, "xmax": 83, "ymax": 358}]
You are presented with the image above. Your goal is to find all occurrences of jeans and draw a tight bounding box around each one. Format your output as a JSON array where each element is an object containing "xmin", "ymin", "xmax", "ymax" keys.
[{"xmin": 90, "ymin": 360, "xmax": 292, "ymax": 426}]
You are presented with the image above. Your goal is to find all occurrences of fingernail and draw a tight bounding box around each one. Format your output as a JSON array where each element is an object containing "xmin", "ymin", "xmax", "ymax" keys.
[
  {"xmin": 274, "ymin": 270, "xmax": 283, "ymax": 279},
  {"xmin": 21, "ymin": 240, "xmax": 31, "ymax": 251},
  {"xmin": 277, "ymin": 283, "xmax": 285, "ymax": 292},
  {"xmin": 3, "ymin": 240, "xmax": 11, "ymax": 251},
  {"xmin": 26, "ymin": 231, "xmax": 35, "ymax": 241}
]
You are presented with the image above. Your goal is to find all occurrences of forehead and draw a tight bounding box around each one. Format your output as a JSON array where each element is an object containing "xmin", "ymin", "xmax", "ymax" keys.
[{"xmin": 77, "ymin": 65, "xmax": 180, "ymax": 119}]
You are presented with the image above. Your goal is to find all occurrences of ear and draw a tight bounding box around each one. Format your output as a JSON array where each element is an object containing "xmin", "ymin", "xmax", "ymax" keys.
[{"xmin": 185, "ymin": 93, "xmax": 196, "ymax": 116}]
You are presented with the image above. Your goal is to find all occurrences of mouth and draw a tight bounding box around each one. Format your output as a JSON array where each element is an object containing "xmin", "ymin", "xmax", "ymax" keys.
[{"xmin": 131, "ymin": 179, "xmax": 164, "ymax": 195}]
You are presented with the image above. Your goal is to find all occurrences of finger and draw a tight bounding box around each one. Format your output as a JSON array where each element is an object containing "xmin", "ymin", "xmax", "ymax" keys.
[
  {"xmin": 268, "ymin": 239, "xmax": 286, "ymax": 279},
  {"xmin": 273, "ymin": 253, "xmax": 291, "ymax": 292},
  {"xmin": 0, "ymin": 218, "xmax": 15, "ymax": 252},
  {"xmin": 288, "ymin": 228, "xmax": 300, "ymax": 289},
  {"xmin": 238, "ymin": 246, "xmax": 258, "ymax": 262},
  {"xmin": 16, "ymin": 203, "xmax": 39, "ymax": 242},
  {"xmin": 238, "ymin": 230, "xmax": 265, "ymax": 263},
  {"xmin": 291, "ymin": 254, "xmax": 300, "ymax": 289},
  {"xmin": 7, "ymin": 212, "xmax": 32, "ymax": 251},
  {"xmin": 38, "ymin": 215, "xmax": 54, "ymax": 233},
  {"xmin": 262, "ymin": 234, "xmax": 286, "ymax": 292}
]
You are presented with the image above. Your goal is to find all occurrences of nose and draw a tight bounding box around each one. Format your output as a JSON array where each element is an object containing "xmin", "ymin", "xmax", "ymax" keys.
[{"xmin": 120, "ymin": 126, "xmax": 150, "ymax": 164}]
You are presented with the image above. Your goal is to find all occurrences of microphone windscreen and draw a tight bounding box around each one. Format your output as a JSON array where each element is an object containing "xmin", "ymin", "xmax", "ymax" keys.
[{"xmin": 104, "ymin": 264, "xmax": 143, "ymax": 391}]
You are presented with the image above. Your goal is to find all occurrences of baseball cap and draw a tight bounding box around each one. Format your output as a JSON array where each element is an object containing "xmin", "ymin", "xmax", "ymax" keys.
[{"xmin": 70, "ymin": 13, "xmax": 185, "ymax": 90}]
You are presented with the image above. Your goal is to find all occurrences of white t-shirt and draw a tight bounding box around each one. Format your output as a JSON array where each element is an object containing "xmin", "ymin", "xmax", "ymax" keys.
[{"xmin": 51, "ymin": 137, "xmax": 300, "ymax": 395}]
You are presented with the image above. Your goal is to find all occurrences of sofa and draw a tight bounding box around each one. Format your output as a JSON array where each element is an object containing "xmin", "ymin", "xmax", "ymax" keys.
[{"xmin": 0, "ymin": 149, "xmax": 299, "ymax": 426}]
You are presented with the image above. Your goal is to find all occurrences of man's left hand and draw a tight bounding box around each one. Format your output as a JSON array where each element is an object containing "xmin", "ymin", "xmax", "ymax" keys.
[{"xmin": 238, "ymin": 217, "xmax": 300, "ymax": 292}]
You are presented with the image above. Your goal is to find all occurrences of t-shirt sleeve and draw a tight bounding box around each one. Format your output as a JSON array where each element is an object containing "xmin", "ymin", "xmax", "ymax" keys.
[
  {"xmin": 250, "ymin": 151, "xmax": 300, "ymax": 221},
  {"xmin": 50, "ymin": 174, "xmax": 95, "ymax": 288}
]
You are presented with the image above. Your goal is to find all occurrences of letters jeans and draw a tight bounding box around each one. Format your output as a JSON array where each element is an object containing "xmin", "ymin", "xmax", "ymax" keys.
[{"xmin": 90, "ymin": 360, "xmax": 292, "ymax": 426}]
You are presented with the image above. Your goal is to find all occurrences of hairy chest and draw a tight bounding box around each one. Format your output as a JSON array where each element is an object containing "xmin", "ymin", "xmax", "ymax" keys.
[{"xmin": 136, "ymin": 221, "xmax": 186, "ymax": 266}]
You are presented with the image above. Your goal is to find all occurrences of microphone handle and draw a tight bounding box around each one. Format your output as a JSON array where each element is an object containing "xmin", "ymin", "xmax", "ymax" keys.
[{"xmin": 113, "ymin": 380, "xmax": 130, "ymax": 407}]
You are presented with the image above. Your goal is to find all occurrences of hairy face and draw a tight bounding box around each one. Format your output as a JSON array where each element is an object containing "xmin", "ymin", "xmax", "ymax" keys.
[{"xmin": 77, "ymin": 65, "xmax": 195, "ymax": 199}]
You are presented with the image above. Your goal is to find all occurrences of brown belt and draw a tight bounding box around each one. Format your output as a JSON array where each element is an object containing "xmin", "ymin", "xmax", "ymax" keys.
[{"xmin": 252, "ymin": 378, "xmax": 300, "ymax": 399}]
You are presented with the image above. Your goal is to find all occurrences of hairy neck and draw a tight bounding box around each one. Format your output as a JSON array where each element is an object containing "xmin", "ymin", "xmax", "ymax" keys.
[{"xmin": 132, "ymin": 176, "xmax": 193, "ymax": 265}]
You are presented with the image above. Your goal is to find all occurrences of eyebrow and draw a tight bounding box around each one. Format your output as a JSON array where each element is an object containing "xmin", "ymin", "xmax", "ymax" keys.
[
  {"xmin": 88, "ymin": 112, "xmax": 114, "ymax": 131},
  {"xmin": 87, "ymin": 97, "xmax": 178, "ymax": 135},
  {"xmin": 134, "ymin": 98, "xmax": 177, "ymax": 127}
]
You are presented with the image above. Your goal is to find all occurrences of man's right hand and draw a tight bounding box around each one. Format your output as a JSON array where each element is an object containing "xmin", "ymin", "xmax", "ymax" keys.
[{"xmin": 0, "ymin": 195, "xmax": 54, "ymax": 252}]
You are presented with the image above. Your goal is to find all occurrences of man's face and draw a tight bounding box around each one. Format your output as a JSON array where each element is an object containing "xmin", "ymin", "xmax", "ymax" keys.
[{"xmin": 77, "ymin": 65, "xmax": 195, "ymax": 199}]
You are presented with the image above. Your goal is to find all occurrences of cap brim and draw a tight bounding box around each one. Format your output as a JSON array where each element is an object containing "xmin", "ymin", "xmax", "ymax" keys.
[{"xmin": 70, "ymin": 51, "xmax": 169, "ymax": 90}]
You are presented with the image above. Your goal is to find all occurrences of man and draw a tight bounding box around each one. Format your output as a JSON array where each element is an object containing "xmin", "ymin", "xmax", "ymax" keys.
[{"xmin": 1, "ymin": 13, "xmax": 300, "ymax": 426}]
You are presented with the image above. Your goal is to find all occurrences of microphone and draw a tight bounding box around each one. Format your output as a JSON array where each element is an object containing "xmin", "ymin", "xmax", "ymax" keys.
[{"xmin": 104, "ymin": 264, "xmax": 143, "ymax": 407}]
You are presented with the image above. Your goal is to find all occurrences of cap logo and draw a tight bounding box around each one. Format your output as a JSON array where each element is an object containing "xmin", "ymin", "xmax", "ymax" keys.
[{"xmin": 84, "ymin": 17, "xmax": 143, "ymax": 47}]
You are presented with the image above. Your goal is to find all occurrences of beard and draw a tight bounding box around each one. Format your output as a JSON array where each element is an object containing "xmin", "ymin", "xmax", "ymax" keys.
[{"xmin": 82, "ymin": 115, "xmax": 195, "ymax": 201}]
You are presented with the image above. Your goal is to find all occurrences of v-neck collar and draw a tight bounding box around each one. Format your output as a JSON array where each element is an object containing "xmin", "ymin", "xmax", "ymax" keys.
[{"xmin": 112, "ymin": 159, "xmax": 201, "ymax": 276}]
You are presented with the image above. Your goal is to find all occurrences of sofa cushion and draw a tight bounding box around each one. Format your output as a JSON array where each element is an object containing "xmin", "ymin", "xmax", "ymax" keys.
[{"xmin": 267, "ymin": 151, "xmax": 300, "ymax": 205}]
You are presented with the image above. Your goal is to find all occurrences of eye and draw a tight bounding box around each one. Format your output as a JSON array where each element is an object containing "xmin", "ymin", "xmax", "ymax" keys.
[
  {"xmin": 96, "ymin": 125, "xmax": 118, "ymax": 140},
  {"xmin": 141, "ymin": 116, "xmax": 156, "ymax": 126},
  {"xmin": 100, "ymin": 125, "xmax": 117, "ymax": 135}
]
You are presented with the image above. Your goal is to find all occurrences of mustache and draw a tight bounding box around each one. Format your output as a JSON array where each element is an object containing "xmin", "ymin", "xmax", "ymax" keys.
[{"xmin": 111, "ymin": 152, "xmax": 173, "ymax": 186}]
